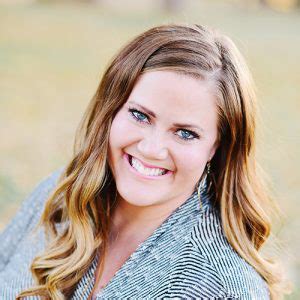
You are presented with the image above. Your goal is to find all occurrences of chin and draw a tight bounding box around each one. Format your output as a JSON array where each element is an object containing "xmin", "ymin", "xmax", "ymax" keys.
[{"xmin": 117, "ymin": 184, "xmax": 165, "ymax": 207}]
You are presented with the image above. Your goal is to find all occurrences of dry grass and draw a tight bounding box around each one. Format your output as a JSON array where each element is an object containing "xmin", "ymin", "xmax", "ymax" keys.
[{"xmin": 0, "ymin": 1, "xmax": 299, "ymax": 298}]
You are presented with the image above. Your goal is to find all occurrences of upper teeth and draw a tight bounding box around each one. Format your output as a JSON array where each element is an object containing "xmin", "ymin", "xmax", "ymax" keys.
[{"xmin": 131, "ymin": 156, "xmax": 166, "ymax": 176}]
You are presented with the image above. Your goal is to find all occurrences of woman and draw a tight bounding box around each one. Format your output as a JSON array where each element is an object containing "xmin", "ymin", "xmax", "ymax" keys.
[{"xmin": 0, "ymin": 24, "xmax": 288, "ymax": 299}]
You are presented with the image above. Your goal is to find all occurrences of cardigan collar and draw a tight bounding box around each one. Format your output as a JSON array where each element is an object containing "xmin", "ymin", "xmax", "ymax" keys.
[{"xmin": 71, "ymin": 183, "xmax": 211, "ymax": 299}]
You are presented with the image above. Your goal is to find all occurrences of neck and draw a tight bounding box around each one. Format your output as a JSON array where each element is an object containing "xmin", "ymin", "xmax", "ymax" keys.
[{"xmin": 109, "ymin": 191, "xmax": 193, "ymax": 243}]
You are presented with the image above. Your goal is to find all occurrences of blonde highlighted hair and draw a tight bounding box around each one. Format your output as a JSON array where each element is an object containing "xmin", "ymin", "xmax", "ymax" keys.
[{"xmin": 18, "ymin": 24, "xmax": 289, "ymax": 299}]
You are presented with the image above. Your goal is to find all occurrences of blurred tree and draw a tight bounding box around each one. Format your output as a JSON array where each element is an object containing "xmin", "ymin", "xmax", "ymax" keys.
[
  {"xmin": 161, "ymin": 0, "xmax": 186, "ymax": 13},
  {"xmin": 243, "ymin": 0, "xmax": 299, "ymax": 10}
]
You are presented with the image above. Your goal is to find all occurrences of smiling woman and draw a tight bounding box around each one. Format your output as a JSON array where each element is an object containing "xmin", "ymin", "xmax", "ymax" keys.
[
  {"xmin": 108, "ymin": 71, "xmax": 218, "ymax": 208},
  {"xmin": 0, "ymin": 24, "xmax": 289, "ymax": 299}
]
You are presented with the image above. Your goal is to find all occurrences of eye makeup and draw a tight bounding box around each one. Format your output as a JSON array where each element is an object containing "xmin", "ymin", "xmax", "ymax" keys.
[{"xmin": 127, "ymin": 106, "xmax": 200, "ymax": 141}]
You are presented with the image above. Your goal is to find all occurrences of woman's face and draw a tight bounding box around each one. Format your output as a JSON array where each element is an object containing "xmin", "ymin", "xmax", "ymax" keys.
[{"xmin": 108, "ymin": 70, "xmax": 218, "ymax": 208}]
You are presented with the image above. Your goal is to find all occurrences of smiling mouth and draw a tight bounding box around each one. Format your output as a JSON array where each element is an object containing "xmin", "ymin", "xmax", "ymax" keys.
[{"xmin": 128, "ymin": 154, "xmax": 169, "ymax": 176}]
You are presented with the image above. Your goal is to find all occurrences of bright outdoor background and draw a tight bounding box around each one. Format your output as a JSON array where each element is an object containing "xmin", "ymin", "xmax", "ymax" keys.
[{"xmin": 0, "ymin": 0, "xmax": 299, "ymax": 298}]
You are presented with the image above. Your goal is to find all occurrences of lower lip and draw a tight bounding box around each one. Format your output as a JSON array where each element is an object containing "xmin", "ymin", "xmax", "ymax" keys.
[{"xmin": 123, "ymin": 153, "xmax": 173, "ymax": 180}]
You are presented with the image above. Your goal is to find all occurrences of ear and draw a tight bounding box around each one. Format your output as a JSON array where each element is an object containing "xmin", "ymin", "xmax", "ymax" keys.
[{"xmin": 208, "ymin": 140, "xmax": 219, "ymax": 161}]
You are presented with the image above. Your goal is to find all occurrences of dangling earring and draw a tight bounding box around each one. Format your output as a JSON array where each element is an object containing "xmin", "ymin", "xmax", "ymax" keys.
[
  {"xmin": 206, "ymin": 160, "xmax": 212, "ymax": 192},
  {"xmin": 197, "ymin": 161, "xmax": 211, "ymax": 210},
  {"xmin": 207, "ymin": 161, "xmax": 211, "ymax": 175}
]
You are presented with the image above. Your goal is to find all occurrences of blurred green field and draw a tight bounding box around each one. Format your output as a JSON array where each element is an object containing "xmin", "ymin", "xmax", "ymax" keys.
[{"xmin": 0, "ymin": 1, "xmax": 299, "ymax": 298}]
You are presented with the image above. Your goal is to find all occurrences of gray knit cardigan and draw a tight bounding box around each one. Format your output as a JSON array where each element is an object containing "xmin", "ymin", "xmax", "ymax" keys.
[{"xmin": 0, "ymin": 169, "xmax": 270, "ymax": 299}]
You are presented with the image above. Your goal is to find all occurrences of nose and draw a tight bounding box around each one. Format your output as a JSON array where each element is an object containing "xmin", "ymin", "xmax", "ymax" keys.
[{"xmin": 137, "ymin": 130, "xmax": 168, "ymax": 161}]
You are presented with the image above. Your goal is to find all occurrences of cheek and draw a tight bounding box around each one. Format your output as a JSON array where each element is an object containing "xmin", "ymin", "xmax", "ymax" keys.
[
  {"xmin": 174, "ymin": 145, "xmax": 210, "ymax": 177},
  {"xmin": 109, "ymin": 111, "xmax": 138, "ymax": 152}
]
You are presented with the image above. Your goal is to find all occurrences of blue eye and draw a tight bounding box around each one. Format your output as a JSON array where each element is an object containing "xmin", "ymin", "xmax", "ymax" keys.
[
  {"xmin": 128, "ymin": 107, "xmax": 199, "ymax": 142},
  {"xmin": 176, "ymin": 129, "xmax": 199, "ymax": 141},
  {"xmin": 129, "ymin": 108, "xmax": 149, "ymax": 123}
]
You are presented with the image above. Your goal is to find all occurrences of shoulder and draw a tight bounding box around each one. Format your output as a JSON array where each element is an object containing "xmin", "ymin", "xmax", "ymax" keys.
[
  {"xmin": 19, "ymin": 167, "xmax": 64, "ymax": 221},
  {"xmin": 1, "ymin": 167, "xmax": 64, "ymax": 236},
  {"xmin": 188, "ymin": 206, "xmax": 270, "ymax": 299},
  {"xmin": 29, "ymin": 167, "xmax": 64, "ymax": 206},
  {"xmin": 30, "ymin": 167, "xmax": 64, "ymax": 202},
  {"xmin": 0, "ymin": 167, "xmax": 65, "ymax": 297}
]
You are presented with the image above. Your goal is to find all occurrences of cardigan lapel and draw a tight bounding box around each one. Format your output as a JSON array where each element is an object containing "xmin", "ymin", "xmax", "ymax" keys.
[{"xmin": 71, "ymin": 185, "xmax": 210, "ymax": 299}]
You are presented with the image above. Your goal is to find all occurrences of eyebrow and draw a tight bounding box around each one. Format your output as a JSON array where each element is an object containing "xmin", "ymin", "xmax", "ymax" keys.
[{"xmin": 128, "ymin": 101, "xmax": 204, "ymax": 133}]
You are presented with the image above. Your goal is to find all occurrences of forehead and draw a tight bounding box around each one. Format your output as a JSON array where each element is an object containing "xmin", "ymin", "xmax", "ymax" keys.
[{"xmin": 127, "ymin": 71, "xmax": 218, "ymax": 131}]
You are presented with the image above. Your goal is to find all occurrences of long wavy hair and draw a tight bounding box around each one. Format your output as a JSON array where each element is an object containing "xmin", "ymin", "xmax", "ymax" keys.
[{"xmin": 18, "ymin": 24, "xmax": 288, "ymax": 299}]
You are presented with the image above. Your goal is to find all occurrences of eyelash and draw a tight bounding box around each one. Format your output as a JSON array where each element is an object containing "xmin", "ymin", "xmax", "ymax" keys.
[{"xmin": 128, "ymin": 108, "xmax": 200, "ymax": 141}]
